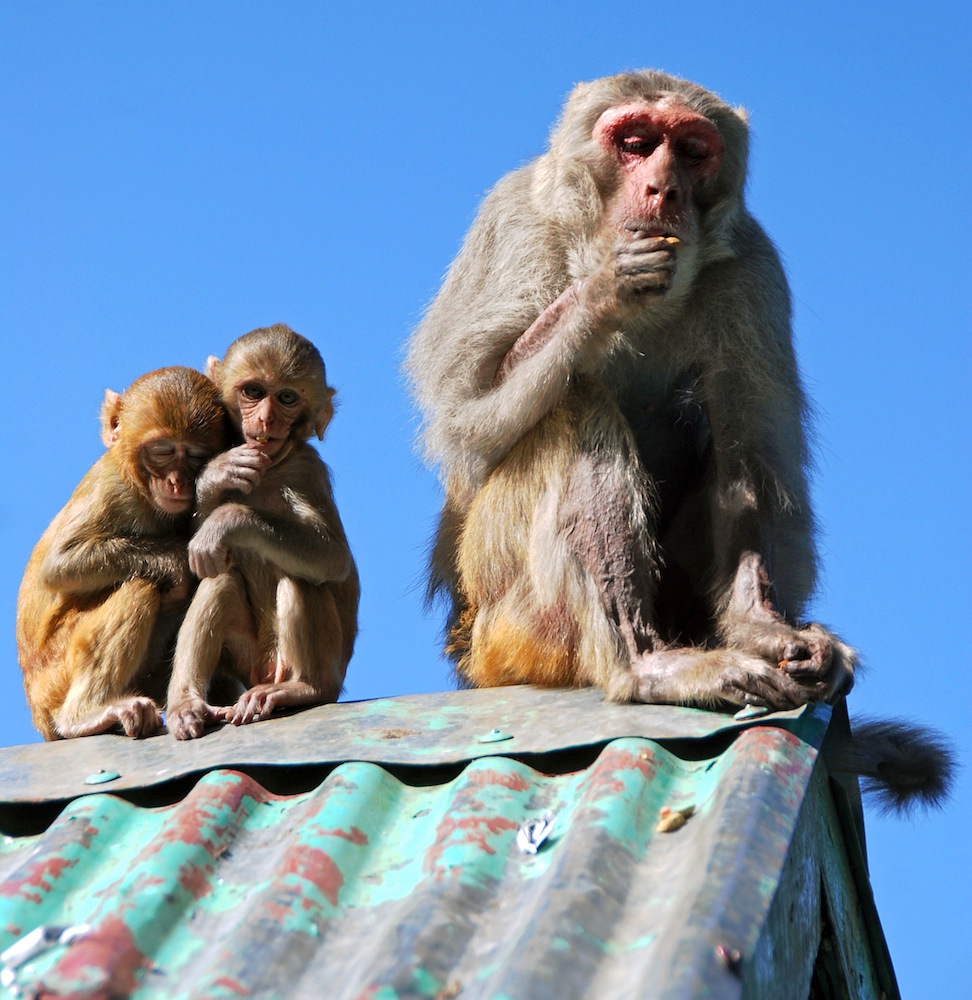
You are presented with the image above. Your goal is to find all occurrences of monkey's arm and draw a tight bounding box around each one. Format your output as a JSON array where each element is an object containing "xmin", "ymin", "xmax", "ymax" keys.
[
  {"xmin": 699, "ymin": 223, "xmax": 855, "ymax": 702},
  {"xmin": 42, "ymin": 530, "xmax": 189, "ymax": 594},
  {"xmin": 39, "ymin": 477, "xmax": 189, "ymax": 597},
  {"xmin": 409, "ymin": 171, "xmax": 624, "ymax": 480},
  {"xmin": 189, "ymin": 445, "xmax": 352, "ymax": 584},
  {"xmin": 189, "ymin": 494, "xmax": 352, "ymax": 585}
]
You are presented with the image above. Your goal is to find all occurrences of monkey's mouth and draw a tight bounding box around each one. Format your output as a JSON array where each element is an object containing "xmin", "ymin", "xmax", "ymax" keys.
[
  {"xmin": 154, "ymin": 495, "xmax": 192, "ymax": 515},
  {"xmin": 624, "ymin": 223, "xmax": 681, "ymax": 242},
  {"xmin": 247, "ymin": 433, "xmax": 286, "ymax": 455}
]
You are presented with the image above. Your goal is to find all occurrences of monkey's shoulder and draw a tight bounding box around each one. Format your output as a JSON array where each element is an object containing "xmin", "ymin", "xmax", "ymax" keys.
[
  {"xmin": 41, "ymin": 455, "xmax": 177, "ymax": 547},
  {"xmin": 467, "ymin": 164, "xmax": 567, "ymax": 260},
  {"xmin": 252, "ymin": 445, "xmax": 336, "ymax": 508}
]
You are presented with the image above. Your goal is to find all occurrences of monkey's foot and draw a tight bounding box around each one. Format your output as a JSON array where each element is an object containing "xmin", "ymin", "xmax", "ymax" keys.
[
  {"xmin": 57, "ymin": 696, "xmax": 164, "ymax": 739},
  {"xmin": 724, "ymin": 553, "xmax": 855, "ymax": 703},
  {"xmin": 631, "ymin": 647, "xmax": 826, "ymax": 712},
  {"xmin": 227, "ymin": 681, "xmax": 324, "ymax": 726},
  {"xmin": 727, "ymin": 620, "xmax": 856, "ymax": 703},
  {"xmin": 167, "ymin": 697, "xmax": 229, "ymax": 740}
]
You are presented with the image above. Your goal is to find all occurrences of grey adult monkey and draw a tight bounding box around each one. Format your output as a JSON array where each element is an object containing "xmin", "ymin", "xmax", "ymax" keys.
[{"xmin": 408, "ymin": 71, "xmax": 953, "ymax": 810}]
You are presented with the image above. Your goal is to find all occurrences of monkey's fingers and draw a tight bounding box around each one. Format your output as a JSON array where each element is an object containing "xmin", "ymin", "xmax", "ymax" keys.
[
  {"xmin": 617, "ymin": 235, "xmax": 681, "ymax": 254},
  {"xmin": 229, "ymin": 687, "xmax": 277, "ymax": 726},
  {"xmin": 616, "ymin": 250, "xmax": 678, "ymax": 275},
  {"xmin": 632, "ymin": 647, "xmax": 804, "ymax": 711},
  {"xmin": 718, "ymin": 664, "xmax": 811, "ymax": 711},
  {"xmin": 167, "ymin": 698, "xmax": 226, "ymax": 740},
  {"xmin": 779, "ymin": 658, "xmax": 853, "ymax": 703},
  {"xmin": 188, "ymin": 544, "xmax": 232, "ymax": 579},
  {"xmin": 117, "ymin": 696, "xmax": 165, "ymax": 738},
  {"xmin": 775, "ymin": 623, "xmax": 855, "ymax": 702},
  {"xmin": 616, "ymin": 252, "xmax": 677, "ymax": 295},
  {"xmin": 228, "ymin": 682, "xmax": 323, "ymax": 726}
]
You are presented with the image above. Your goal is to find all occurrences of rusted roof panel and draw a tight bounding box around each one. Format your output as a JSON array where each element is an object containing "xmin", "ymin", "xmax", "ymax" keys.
[{"xmin": 0, "ymin": 689, "xmax": 895, "ymax": 999}]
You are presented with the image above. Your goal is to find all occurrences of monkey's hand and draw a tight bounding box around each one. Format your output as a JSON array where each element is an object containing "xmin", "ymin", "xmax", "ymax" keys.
[
  {"xmin": 196, "ymin": 445, "xmax": 271, "ymax": 509},
  {"xmin": 158, "ymin": 552, "xmax": 193, "ymax": 606},
  {"xmin": 56, "ymin": 695, "xmax": 164, "ymax": 739},
  {"xmin": 614, "ymin": 235, "xmax": 679, "ymax": 296},
  {"xmin": 723, "ymin": 553, "xmax": 856, "ymax": 704},
  {"xmin": 167, "ymin": 696, "xmax": 229, "ymax": 740},
  {"xmin": 188, "ymin": 507, "xmax": 238, "ymax": 578},
  {"xmin": 731, "ymin": 620, "xmax": 856, "ymax": 704},
  {"xmin": 578, "ymin": 236, "xmax": 680, "ymax": 335}
]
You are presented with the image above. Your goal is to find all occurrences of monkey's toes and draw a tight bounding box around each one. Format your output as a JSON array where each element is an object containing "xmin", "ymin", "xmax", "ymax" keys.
[
  {"xmin": 167, "ymin": 700, "xmax": 216, "ymax": 740},
  {"xmin": 119, "ymin": 697, "xmax": 164, "ymax": 738},
  {"xmin": 230, "ymin": 692, "xmax": 271, "ymax": 726}
]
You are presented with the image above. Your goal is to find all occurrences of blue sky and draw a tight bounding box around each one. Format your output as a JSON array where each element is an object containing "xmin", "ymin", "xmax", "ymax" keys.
[{"xmin": 1, "ymin": 2, "xmax": 969, "ymax": 994}]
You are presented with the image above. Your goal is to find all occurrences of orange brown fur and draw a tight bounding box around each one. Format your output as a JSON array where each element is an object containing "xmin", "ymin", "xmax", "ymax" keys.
[{"xmin": 17, "ymin": 367, "xmax": 227, "ymax": 739}]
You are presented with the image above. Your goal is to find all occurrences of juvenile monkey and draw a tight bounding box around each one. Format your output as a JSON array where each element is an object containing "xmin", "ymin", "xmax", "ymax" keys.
[
  {"xmin": 167, "ymin": 324, "xmax": 359, "ymax": 739},
  {"xmin": 17, "ymin": 367, "xmax": 227, "ymax": 739},
  {"xmin": 408, "ymin": 71, "xmax": 952, "ymax": 808}
]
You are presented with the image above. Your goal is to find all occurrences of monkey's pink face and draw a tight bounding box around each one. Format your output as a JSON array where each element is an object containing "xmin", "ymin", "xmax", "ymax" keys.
[
  {"xmin": 140, "ymin": 437, "xmax": 213, "ymax": 515},
  {"xmin": 234, "ymin": 381, "xmax": 304, "ymax": 460},
  {"xmin": 594, "ymin": 100, "xmax": 723, "ymax": 241}
]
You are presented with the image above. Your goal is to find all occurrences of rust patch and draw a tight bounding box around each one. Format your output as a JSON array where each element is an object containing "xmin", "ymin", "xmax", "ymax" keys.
[
  {"xmin": 281, "ymin": 845, "xmax": 343, "ymax": 906},
  {"xmin": 426, "ymin": 814, "xmax": 518, "ymax": 873},
  {"xmin": 212, "ymin": 974, "xmax": 250, "ymax": 995},
  {"xmin": 469, "ymin": 768, "xmax": 531, "ymax": 793},
  {"xmin": 0, "ymin": 855, "xmax": 73, "ymax": 904},
  {"xmin": 44, "ymin": 917, "xmax": 148, "ymax": 998},
  {"xmin": 318, "ymin": 825, "xmax": 368, "ymax": 846},
  {"xmin": 178, "ymin": 862, "xmax": 213, "ymax": 901}
]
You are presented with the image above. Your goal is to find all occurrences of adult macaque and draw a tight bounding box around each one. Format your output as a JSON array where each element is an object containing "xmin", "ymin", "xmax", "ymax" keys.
[
  {"xmin": 17, "ymin": 368, "xmax": 228, "ymax": 739},
  {"xmin": 166, "ymin": 324, "xmax": 359, "ymax": 739},
  {"xmin": 408, "ymin": 71, "xmax": 951, "ymax": 807}
]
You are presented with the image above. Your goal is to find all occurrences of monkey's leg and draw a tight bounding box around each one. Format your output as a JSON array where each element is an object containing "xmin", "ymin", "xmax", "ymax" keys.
[
  {"xmin": 226, "ymin": 578, "xmax": 345, "ymax": 726},
  {"xmin": 453, "ymin": 392, "xmax": 644, "ymax": 694},
  {"xmin": 630, "ymin": 489, "xmax": 855, "ymax": 710},
  {"xmin": 54, "ymin": 580, "xmax": 165, "ymax": 739},
  {"xmin": 558, "ymin": 445, "xmax": 669, "ymax": 701},
  {"xmin": 562, "ymin": 481, "xmax": 794, "ymax": 712},
  {"xmin": 707, "ymin": 478, "xmax": 855, "ymax": 703},
  {"xmin": 720, "ymin": 550, "xmax": 855, "ymax": 702},
  {"xmin": 167, "ymin": 571, "xmax": 256, "ymax": 740}
]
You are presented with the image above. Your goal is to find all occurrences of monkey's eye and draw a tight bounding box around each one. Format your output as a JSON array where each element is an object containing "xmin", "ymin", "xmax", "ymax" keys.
[
  {"xmin": 146, "ymin": 441, "xmax": 176, "ymax": 462},
  {"xmin": 617, "ymin": 131, "xmax": 660, "ymax": 155},
  {"xmin": 186, "ymin": 448, "xmax": 210, "ymax": 471},
  {"xmin": 276, "ymin": 389, "xmax": 300, "ymax": 407},
  {"xmin": 676, "ymin": 137, "xmax": 712, "ymax": 165},
  {"xmin": 241, "ymin": 383, "xmax": 267, "ymax": 401}
]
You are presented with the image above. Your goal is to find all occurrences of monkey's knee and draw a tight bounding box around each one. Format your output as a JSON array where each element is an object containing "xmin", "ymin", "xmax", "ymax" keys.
[
  {"xmin": 184, "ymin": 572, "xmax": 250, "ymax": 630},
  {"xmin": 64, "ymin": 581, "xmax": 162, "ymax": 684}
]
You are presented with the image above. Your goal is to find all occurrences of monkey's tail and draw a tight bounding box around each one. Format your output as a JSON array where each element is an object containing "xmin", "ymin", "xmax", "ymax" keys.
[{"xmin": 830, "ymin": 716, "xmax": 956, "ymax": 814}]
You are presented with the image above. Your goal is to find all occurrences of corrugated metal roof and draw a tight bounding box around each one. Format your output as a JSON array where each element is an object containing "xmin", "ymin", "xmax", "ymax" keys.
[{"xmin": 0, "ymin": 687, "xmax": 896, "ymax": 999}]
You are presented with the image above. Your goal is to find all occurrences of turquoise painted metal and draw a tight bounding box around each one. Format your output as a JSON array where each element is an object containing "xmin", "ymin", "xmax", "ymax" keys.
[
  {"xmin": 0, "ymin": 689, "xmax": 894, "ymax": 998},
  {"xmin": 0, "ymin": 686, "xmax": 823, "ymax": 804}
]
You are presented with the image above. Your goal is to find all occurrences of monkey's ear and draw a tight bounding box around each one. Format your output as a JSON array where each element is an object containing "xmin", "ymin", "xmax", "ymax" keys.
[
  {"xmin": 315, "ymin": 388, "xmax": 336, "ymax": 440},
  {"xmin": 101, "ymin": 389, "xmax": 123, "ymax": 447},
  {"xmin": 733, "ymin": 105, "xmax": 750, "ymax": 124},
  {"xmin": 205, "ymin": 356, "xmax": 222, "ymax": 382}
]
